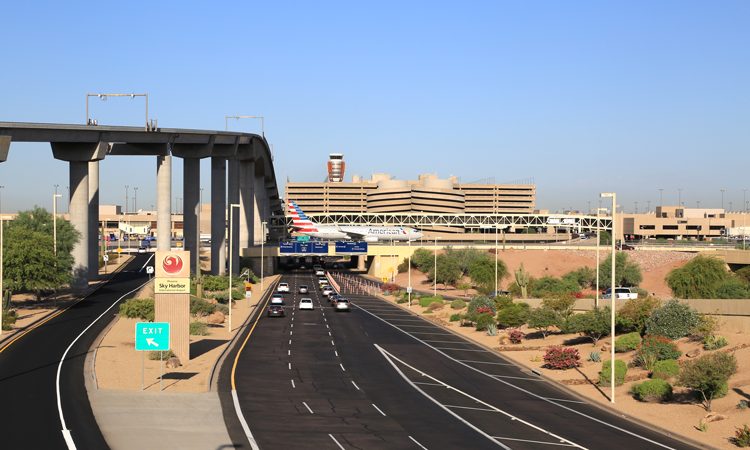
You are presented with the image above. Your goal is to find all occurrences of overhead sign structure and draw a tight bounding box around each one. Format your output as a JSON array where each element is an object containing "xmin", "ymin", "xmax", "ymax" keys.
[
  {"xmin": 135, "ymin": 322, "xmax": 171, "ymax": 351},
  {"xmin": 154, "ymin": 251, "xmax": 191, "ymax": 293},
  {"xmin": 335, "ymin": 241, "xmax": 368, "ymax": 254},
  {"xmin": 279, "ymin": 241, "xmax": 329, "ymax": 255}
]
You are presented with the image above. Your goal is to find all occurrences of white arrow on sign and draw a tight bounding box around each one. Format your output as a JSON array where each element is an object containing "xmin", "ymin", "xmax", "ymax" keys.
[{"xmin": 146, "ymin": 338, "xmax": 159, "ymax": 348}]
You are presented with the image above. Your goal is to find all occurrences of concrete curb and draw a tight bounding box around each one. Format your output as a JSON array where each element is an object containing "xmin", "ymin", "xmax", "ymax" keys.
[
  {"xmin": 364, "ymin": 291, "xmax": 711, "ymax": 450},
  {"xmin": 0, "ymin": 256, "xmax": 133, "ymax": 348}
]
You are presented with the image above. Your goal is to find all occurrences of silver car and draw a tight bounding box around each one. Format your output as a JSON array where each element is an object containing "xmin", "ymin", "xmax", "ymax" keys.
[
  {"xmin": 298, "ymin": 285, "xmax": 309, "ymax": 294},
  {"xmin": 334, "ymin": 299, "xmax": 350, "ymax": 312}
]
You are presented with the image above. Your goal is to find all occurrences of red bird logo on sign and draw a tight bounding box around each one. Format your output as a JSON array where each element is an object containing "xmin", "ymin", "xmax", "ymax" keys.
[{"xmin": 163, "ymin": 255, "xmax": 183, "ymax": 274}]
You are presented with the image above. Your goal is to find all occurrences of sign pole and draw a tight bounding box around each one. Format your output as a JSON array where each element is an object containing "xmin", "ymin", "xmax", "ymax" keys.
[
  {"xmin": 141, "ymin": 351, "xmax": 144, "ymax": 391},
  {"xmin": 160, "ymin": 352, "xmax": 164, "ymax": 392}
]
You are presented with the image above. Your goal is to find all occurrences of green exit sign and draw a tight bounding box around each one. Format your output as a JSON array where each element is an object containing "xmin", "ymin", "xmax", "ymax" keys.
[
  {"xmin": 296, "ymin": 235, "xmax": 311, "ymax": 242},
  {"xmin": 135, "ymin": 322, "xmax": 170, "ymax": 351}
]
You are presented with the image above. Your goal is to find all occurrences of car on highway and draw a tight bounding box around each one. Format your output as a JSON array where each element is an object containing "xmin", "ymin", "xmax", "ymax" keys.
[
  {"xmin": 267, "ymin": 304, "xmax": 285, "ymax": 317},
  {"xmin": 298, "ymin": 285, "xmax": 309, "ymax": 294},
  {"xmin": 322, "ymin": 285, "xmax": 335, "ymax": 297},
  {"xmin": 315, "ymin": 268, "xmax": 326, "ymax": 276},
  {"xmin": 137, "ymin": 246, "xmax": 146, "ymax": 253},
  {"xmin": 318, "ymin": 277, "xmax": 328, "ymax": 286},
  {"xmin": 602, "ymin": 287, "xmax": 638, "ymax": 300},
  {"xmin": 270, "ymin": 294, "xmax": 285, "ymax": 305},
  {"xmin": 328, "ymin": 293, "xmax": 342, "ymax": 304},
  {"xmin": 299, "ymin": 298, "xmax": 314, "ymax": 310},
  {"xmin": 334, "ymin": 299, "xmax": 350, "ymax": 312},
  {"xmin": 277, "ymin": 282, "xmax": 290, "ymax": 293}
]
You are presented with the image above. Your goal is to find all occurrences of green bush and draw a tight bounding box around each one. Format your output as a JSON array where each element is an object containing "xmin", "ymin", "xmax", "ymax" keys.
[
  {"xmin": 716, "ymin": 277, "xmax": 750, "ymax": 299},
  {"xmin": 666, "ymin": 255, "xmax": 729, "ymax": 299},
  {"xmin": 449, "ymin": 313, "xmax": 461, "ymax": 322},
  {"xmin": 531, "ymin": 276, "xmax": 580, "ymax": 297},
  {"xmin": 189, "ymin": 321, "xmax": 209, "ymax": 336},
  {"xmin": 527, "ymin": 307, "xmax": 559, "ymax": 339},
  {"xmin": 616, "ymin": 296, "xmax": 660, "ymax": 333},
  {"xmin": 2, "ymin": 310, "xmax": 17, "ymax": 331},
  {"xmin": 397, "ymin": 258, "xmax": 409, "ymax": 273},
  {"xmin": 148, "ymin": 350, "xmax": 175, "ymax": 361},
  {"xmin": 541, "ymin": 295, "xmax": 576, "ymax": 326},
  {"xmin": 190, "ymin": 297, "xmax": 217, "ymax": 317},
  {"xmin": 567, "ymin": 307, "xmax": 611, "ymax": 345},
  {"xmin": 563, "ymin": 267, "xmax": 596, "ymax": 289},
  {"xmin": 703, "ymin": 335, "xmax": 728, "ymax": 350},
  {"xmin": 635, "ymin": 335, "xmax": 682, "ymax": 370},
  {"xmin": 492, "ymin": 295, "xmax": 513, "ymax": 311},
  {"xmin": 588, "ymin": 351, "xmax": 601, "ymax": 362},
  {"xmin": 202, "ymin": 275, "xmax": 229, "ymax": 291},
  {"xmin": 396, "ymin": 297, "xmax": 408, "ymax": 304},
  {"xmin": 118, "ymin": 298, "xmax": 155, "ymax": 321},
  {"xmin": 598, "ymin": 252, "xmax": 643, "ymax": 287},
  {"xmin": 631, "ymin": 379, "xmax": 673, "ymax": 402},
  {"xmin": 450, "ymin": 299, "xmax": 467, "ymax": 310},
  {"xmin": 615, "ymin": 332, "xmax": 642, "ymax": 353},
  {"xmin": 645, "ymin": 299, "xmax": 700, "ymax": 339},
  {"xmin": 467, "ymin": 296, "xmax": 496, "ymax": 318},
  {"xmin": 734, "ymin": 425, "xmax": 750, "ymax": 447},
  {"xmin": 651, "ymin": 359, "xmax": 680, "ymax": 380},
  {"xmin": 496, "ymin": 303, "xmax": 530, "ymax": 328},
  {"xmin": 411, "ymin": 248, "xmax": 435, "ymax": 272},
  {"xmin": 475, "ymin": 313, "xmax": 496, "ymax": 331},
  {"xmin": 692, "ymin": 314, "xmax": 720, "ymax": 342},
  {"xmin": 679, "ymin": 352, "xmax": 737, "ymax": 411},
  {"xmin": 599, "ymin": 359, "xmax": 627, "ymax": 386},
  {"xmin": 737, "ymin": 266, "xmax": 750, "ymax": 284},
  {"xmin": 419, "ymin": 296, "xmax": 444, "ymax": 308}
]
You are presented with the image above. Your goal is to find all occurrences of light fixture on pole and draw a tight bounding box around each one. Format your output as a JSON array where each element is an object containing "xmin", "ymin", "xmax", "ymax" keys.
[
  {"xmin": 86, "ymin": 92, "xmax": 151, "ymax": 130},
  {"xmin": 227, "ymin": 203, "xmax": 240, "ymax": 334},
  {"xmin": 225, "ymin": 115, "xmax": 265, "ymax": 136},
  {"xmin": 53, "ymin": 193, "xmax": 62, "ymax": 256},
  {"xmin": 600, "ymin": 192, "xmax": 617, "ymax": 404}
]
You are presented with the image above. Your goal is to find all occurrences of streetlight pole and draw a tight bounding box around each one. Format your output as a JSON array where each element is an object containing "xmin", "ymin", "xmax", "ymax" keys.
[
  {"xmin": 494, "ymin": 225, "xmax": 499, "ymax": 295},
  {"xmin": 601, "ymin": 192, "xmax": 617, "ymax": 404},
  {"xmin": 261, "ymin": 221, "xmax": 267, "ymax": 295},
  {"xmin": 53, "ymin": 193, "xmax": 62, "ymax": 256},
  {"xmin": 407, "ymin": 238, "xmax": 412, "ymax": 308},
  {"xmin": 433, "ymin": 237, "xmax": 438, "ymax": 297},
  {"xmin": 678, "ymin": 188, "xmax": 682, "ymax": 208},
  {"xmin": 595, "ymin": 207, "xmax": 608, "ymax": 308},
  {"xmin": 721, "ymin": 189, "xmax": 726, "ymax": 210},
  {"xmin": 125, "ymin": 185, "xmax": 129, "ymax": 215},
  {"xmin": 0, "ymin": 185, "xmax": 4, "ymax": 335},
  {"xmin": 228, "ymin": 203, "xmax": 240, "ymax": 334},
  {"xmin": 133, "ymin": 187, "xmax": 138, "ymax": 213}
]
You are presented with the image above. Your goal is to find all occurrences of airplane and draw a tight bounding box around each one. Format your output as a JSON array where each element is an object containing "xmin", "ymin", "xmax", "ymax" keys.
[{"xmin": 287, "ymin": 201, "xmax": 423, "ymax": 242}]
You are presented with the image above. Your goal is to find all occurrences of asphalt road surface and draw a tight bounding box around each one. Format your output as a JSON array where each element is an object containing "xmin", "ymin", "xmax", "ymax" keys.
[
  {"xmin": 0, "ymin": 254, "xmax": 151, "ymax": 450},
  {"xmin": 225, "ymin": 271, "xmax": 698, "ymax": 450}
]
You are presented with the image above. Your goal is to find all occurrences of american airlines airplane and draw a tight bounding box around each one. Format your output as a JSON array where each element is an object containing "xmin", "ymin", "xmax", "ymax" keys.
[{"xmin": 288, "ymin": 201, "xmax": 423, "ymax": 242}]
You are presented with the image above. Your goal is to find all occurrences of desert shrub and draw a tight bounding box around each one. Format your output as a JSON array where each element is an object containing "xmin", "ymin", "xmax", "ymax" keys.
[
  {"xmin": 703, "ymin": 335, "xmax": 728, "ymax": 350},
  {"xmin": 492, "ymin": 295, "xmax": 514, "ymax": 311},
  {"xmin": 666, "ymin": 255, "xmax": 729, "ymax": 298},
  {"xmin": 468, "ymin": 255, "xmax": 505, "ymax": 294},
  {"xmin": 567, "ymin": 307, "xmax": 611, "ymax": 345},
  {"xmin": 419, "ymin": 296, "xmax": 444, "ymax": 308},
  {"xmin": 716, "ymin": 277, "xmax": 750, "ymax": 299},
  {"xmin": 450, "ymin": 299, "xmax": 467, "ymax": 310},
  {"xmin": 737, "ymin": 266, "xmax": 750, "ymax": 284},
  {"xmin": 508, "ymin": 329, "xmax": 525, "ymax": 344},
  {"xmin": 692, "ymin": 314, "xmax": 720, "ymax": 342},
  {"xmin": 190, "ymin": 297, "xmax": 217, "ymax": 317},
  {"xmin": 734, "ymin": 425, "xmax": 750, "ymax": 447},
  {"xmin": 496, "ymin": 302, "xmax": 530, "ymax": 328},
  {"xmin": 475, "ymin": 313, "xmax": 496, "ymax": 331},
  {"xmin": 426, "ymin": 301, "xmax": 445, "ymax": 312},
  {"xmin": 527, "ymin": 307, "xmax": 559, "ymax": 339},
  {"xmin": 486, "ymin": 323, "xmax": 498, "ymax": 336},
  {"xmin": 563, "ymin": 267, "xmax": 596, "ymax": 289},
  {"xmin": 541, "ymin": 295, "xmax": 576, "ymax": 326},
  {"xmin": 397, "ymin": 258, "xmax": 409, "ymax": 273},
  {"xmin": 531, "ymin": 276, "xmax": 580, "ymax": 297},
  {"xmin": 679, "ymin": 352, "xmax": 737, "ymax": 411},
  {"xmin": 631, "ymin": 379, "xmax": 673, "ymax": 402},
  {"xmin": 467, "ymin": 296, "xmax": 496, "ymax": 318},
  {"xmin": 599, "ymin": 359, "xmax": 627, "ymax": 386},
  {"xmin": 588, "ymin": 351, "xmax": 601, "ymax": 362},
  {"xmin": 598, "ymin": 251, "xmax": 643, "ymax": 287},
  {"xmin": 119, "ymin": 298, "xmax": 155, "ymax": 321},
  {"xmin": 189, "ymin": 321, "xmax": 209, "ymax": 336},
  {"xmin": 381, "ymin": 283, "xmax": 401, "ymax": 294},
  {"xmin": 411, "ymin": 248, "xmax": 434, "ymax": 272},
  {"xmin": 738, "ymin": 400, "xmax": 750, "ymax": 410},
  {"xmin": 2, "ymin": 310, "xmax": 17, "ymax": 330},
  {"xmin": 429, "ymin": 253, "xmax": 462, "ymax": 287},
  {"xmin": 215, "ymin": 303, "xmax": 229, "ymax": 316},
  {"xmin": 396, "ymin": 298, "xmax": 408, "ymax": 304},
  {"xmin": 615, "ymin": 332, "xmax": 642, "ymax": 353},
  {"xmin": 202, "ymin": 275, "xmax": 230, "ymax": 291},
  {"xmin": 651, "ymin": 359, "xmax": 680, "ymax": 380},
  {"xmin": 645, "ymin": 299, "xmax": 700, "ymax": 339},
  {"xmin": 543, "ymin": 346, "xmax": 581, "ymax": 370},
  {"xmin": 617, "ymin": 296, "xmax": 660, "ymax": 333},
  {"xmin": 148, "ymin": 350, "xmax": 175, "ymax": 360},
  {"xmin": 635, "ymin": 335, "xmax": 682, "ymax": 370},
  {"xmin": 449, "ymin": 313, "xmax": 461, "ymax": 322}
]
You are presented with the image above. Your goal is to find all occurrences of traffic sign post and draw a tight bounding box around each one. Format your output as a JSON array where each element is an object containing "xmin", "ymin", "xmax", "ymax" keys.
[{"xmin": 135, "ymin": 322, "xmax": 170, "ymax": 391}]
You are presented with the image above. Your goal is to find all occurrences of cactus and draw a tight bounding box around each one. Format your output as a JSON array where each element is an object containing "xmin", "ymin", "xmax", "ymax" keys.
[
  {"xmin": 486, "ymin": 323, "xmax": 498, "ymax": 336},
  {"xmin": 588, "ymin": 351, "xmax": 601, "ymax": 363},
  {"xmin": 515, "ymin": 263, "xmax": 530, "ymax": 298}
]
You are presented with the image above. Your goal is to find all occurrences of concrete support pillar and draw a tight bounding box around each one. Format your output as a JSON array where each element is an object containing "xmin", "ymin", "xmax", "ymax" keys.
[
  {"xmin": 183, "ymin": 158, "xmax": 200, "ymax": 275},
  {"xmin": 88, "ymin": 160, "xmax": 99, "ymax": 278},
  {"xmin": 228, "ymin": 159, "xmax": 240, "ymax": 275},
  {"xmin": 357, "ymin": 255, "xmax": 366, "ymax": 272},
  {"xmin": 211, "ymin": 157, "xmax": 227, "ymax": 275},
  {"xmin": 156, "ymin": 155, "xmax": 172, "ymax": 252},
  {"xmin": 69, "ymin": 161, "xmax": 90, "ymax": 290},
  {"xmin": 253, "ymin": 176, "xmax": 264, "ymax": 246},
  {"xmin": 239, "ymin": 160, "xmax": 256, "ymax": 249}
]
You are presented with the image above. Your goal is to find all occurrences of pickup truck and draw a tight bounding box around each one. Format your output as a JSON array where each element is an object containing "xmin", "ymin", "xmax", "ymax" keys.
[{"xmin": 602, "ymin": 287, "xmax": 638, "ymax": 300}]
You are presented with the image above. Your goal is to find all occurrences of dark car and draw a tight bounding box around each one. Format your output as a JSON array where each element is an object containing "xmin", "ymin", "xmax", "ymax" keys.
[
  {"xmin": 620, "ymin": 243, "xmax": 635, "ymax": 250},
  {"xmin": 267, "ymin": 304, "xmax": 285, "ymax": 317}
]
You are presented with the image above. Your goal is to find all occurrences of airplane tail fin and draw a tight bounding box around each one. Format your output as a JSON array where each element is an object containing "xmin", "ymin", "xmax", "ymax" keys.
[{"xmin": 287, "ymin": 201, "xmax": 319, "ymax": 232}]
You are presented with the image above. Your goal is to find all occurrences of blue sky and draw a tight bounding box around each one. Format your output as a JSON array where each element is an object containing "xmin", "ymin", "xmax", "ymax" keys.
[{"xmin": 1, "ymin": 1, "xmax": 748, "ymax": 214}]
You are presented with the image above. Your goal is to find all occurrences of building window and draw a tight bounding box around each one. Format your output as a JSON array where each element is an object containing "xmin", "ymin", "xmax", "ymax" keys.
[
  {"xmin": 662, "ymin": 225, "xmax": 679, "ymax": 230},
  {"xmin": 639, "ymin": 225, "xmax": 656, "ymax": 230}
]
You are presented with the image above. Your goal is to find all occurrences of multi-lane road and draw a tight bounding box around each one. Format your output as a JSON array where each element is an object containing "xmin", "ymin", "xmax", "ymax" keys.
[{"xmin": 222, "ymin": 272, "xmax": 696, "ymax": 450}]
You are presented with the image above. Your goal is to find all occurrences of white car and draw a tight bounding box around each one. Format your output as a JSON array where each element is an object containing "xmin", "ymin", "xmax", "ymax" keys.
[
  {"xmin": 299, "ymin": 298, "xmax": 314, "ymax": 310},
  {"xmin": 298, "ymin": 285, "xmax": 309, "ymax": 294},
  {"xmin": 335, "ymin": 299, "xmax": 350, "ymax": 312},
  {"xmin": 318, "ymin": 277, "xmax": 328, "ymax": 286},
  {"xmin": 602, "ymin": 287, "xmax": 638, "ymax": 300},
  {"xmin": 277, "ymin": 282, "xmax": 290, "ymax": 293},
  {"xmin": 322, "ymin": 285, "xmax": 335, "ymax": 297},
  {"xmin": 270, "ymin": 294, "xmax": 285, "ymax": 305},
  {"xmin": 315, "ymin": 268, "xmax": 326, "ymax": 277}
]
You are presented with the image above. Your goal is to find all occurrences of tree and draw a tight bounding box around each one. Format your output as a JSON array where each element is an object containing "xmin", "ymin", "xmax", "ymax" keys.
[
  {"xmin": 598, "ymin": 252, "xmax": 642, "ymax": 287},
  {"xmin": 541, "ymin": 295, "xmax": 576, "ymax": 328},
  {"xmin": 599, "ymin": 230, "xmax": 612, "ymax": 245},
  {"xmin": 3, "ymin": 227, "xmax": 72, "ymax": 298},
  {"xmin": 568, "ymin": 307, "xmax": 611, "ymax": 345},
  {"xmin": 429, "ymin": 254, "xmax": 461, "ymax": 288},
  {"xmin": 645, "ymin": 299, "xmax": 699, "ymax": 339},
  {"xmin": 468, "ymin": 257, "xmax": 504, "ymax": 294},
  {"xmin": 527, "ymin": 307, "xmax": 558, "ymax": 338},
  {"xmin": 666, "ymin": 255, "xmax": 728, "ymax": 299},
  {"xmin": 563, "ymin": 267, "xmax": 596, "ymax": 289},
  {"xmin": 616, "ymin": 296, "xmax": 660, "ymax": 334},
  {"xmin": 445, "ymin": 248, "xmax": 487, "ymax": 275},
  {"xmin": 411, "ymin": 248, "xmax": 434, "ymax": 273},
  {"xmin": 457, "ymin": 281, "xmax": 472, "ymax": 297},
  {"xmin": 678, "ymin": 352, "xmax": 737, "ymax": 411},
  {"xmin": 496, "ymin": 303, "xmax": 530, "ymax": 328}
]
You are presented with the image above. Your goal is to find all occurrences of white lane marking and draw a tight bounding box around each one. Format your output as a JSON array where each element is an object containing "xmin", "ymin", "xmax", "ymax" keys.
[
  {"xmin": 57, "ymin": 279, "xmax": 149, "ymax": 449},
  {"xmin": 329, "ymin": 434, "xmax": 345, "ymax": 450},
  {"xmin": 335, "ymin": 350, "xmax": 339, "ymax": 357},
  {"xmin": 351, "ymin": 380, "xmax": 360, "ymax": 390},
  {"xmin": 288, "ymin": 362, "xmax": 292, "ymax": 370},
  {"xmin": 288, "ymin": 350, "xmax": 291, "ymax": 356},
  {"xmin": 407, "ymin": 331, "xmax": 454, "ymax": 336},
  {"xmin": 433, "ymin": 347, "xmax": 490, "ymax": 352},
  {"xmin": 291, "ymin": 379, "xmax": 296, "ymax": 388},
  {"xmin": 232, "ymin": 390, "xmax": 261, "ymax": 450},
  {"xmin": 290, "ymin": 330, "xmax": 293, "ymax": 336},
  {"xmin": 422, "ymin": 340, "xmax": 473, "ymax": 344},
  {"xmin": 326, "ymin": 324, "xmax": 330, "ymax": 329},
  {"xmin": 493, "ymin": 436, "xmax": 578, "ymax": 447},
  {"xmin": 328, "ymin": 331, "xmax": 332, "ymax": 336},
  {"xmin": 543, "ymin": 397, "xmax": 586, "ymax": 404},
  {"xmin": 457, "ymin": 359, "xmax": 515, "ymax": 366},
  {"xmin": 446, "ymin": 404, "xmax": 498, "ymax": 413},
  {"xmin": 139, "ymin": 253, "xmax": 155, "ymax": 272},
  {"xmin": 340, "ymin": 363, "xmax": 346, "ymax": 372},
  {"xmin": 372, "ymin": 403, "xmax": 387, "ymax": 416},
  {"xmin": 289, "ymin": 339, "xmax": 292, "ymax": 345},
  {"xmin": 291, "ymin": 323, "xmax": 294, "ymax": 328},
  {"xmin": 490, "ymin": 374, "xmax": 545, "ymax": 382},
  {"xmin": 356, "ymin": 303, "xmax": 675, "ymax": 450},
  {"xmin": 302, "ymin": 401, "xmax": 314, "ymax": 414},
  {"xmin": 414, "ymin": 381, "xmax": 443, "ymax": 387},
  {"xmin": 385, "ymin": 324, "xmax": 438, "ymax": 329},
  {"xmin": 374, "ymin": 345, "xmax": 510, "ymax": 449},
  {"xmin": 409, "ymin": 436, "xmax": 428, "ymax": 450},
  {"xmin": 331, "ymin": 340, "xmax": 335, "ymax": 346},
  {"xmin": 375, "ymin": 345, "xmax": 585, "ymax": 449}
]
